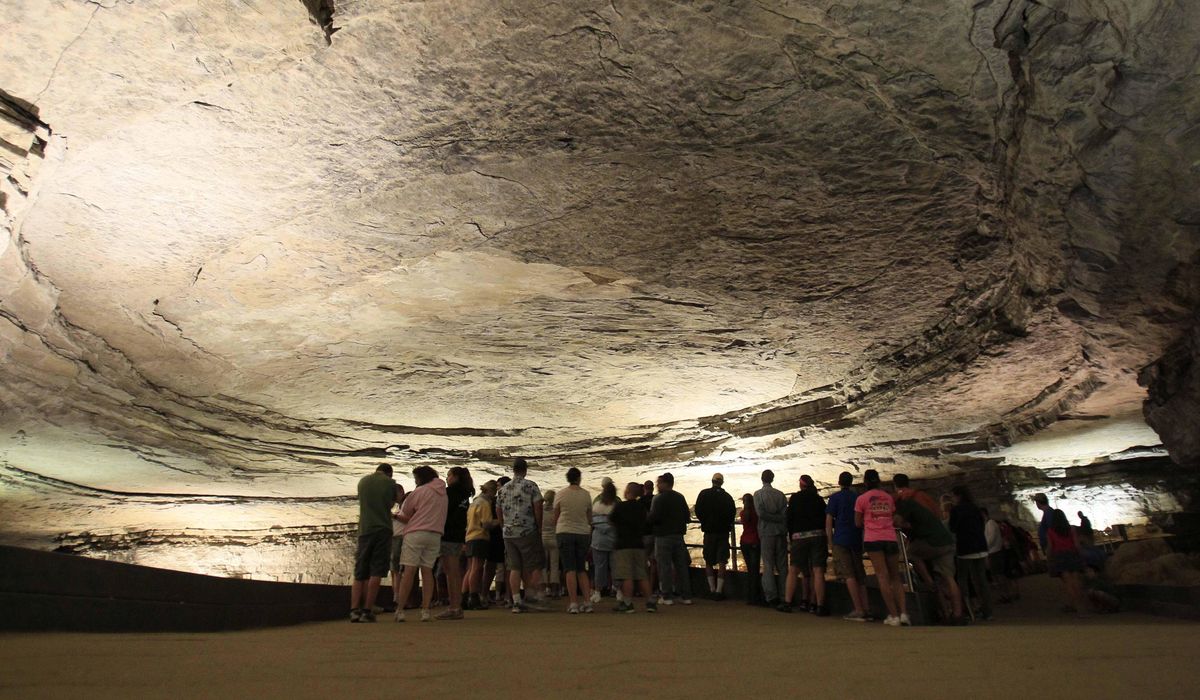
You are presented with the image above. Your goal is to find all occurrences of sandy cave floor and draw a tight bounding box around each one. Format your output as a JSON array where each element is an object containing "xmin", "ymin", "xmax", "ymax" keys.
[{"xmin": 2, "ymin": 576, "xmax": 1199, "ymax": 699}]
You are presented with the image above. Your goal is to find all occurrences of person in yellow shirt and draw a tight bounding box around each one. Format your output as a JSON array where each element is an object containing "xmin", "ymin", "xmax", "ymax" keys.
[{"xmin": 464, "ymin": 480, "xmax": 499, "ymax": 610}]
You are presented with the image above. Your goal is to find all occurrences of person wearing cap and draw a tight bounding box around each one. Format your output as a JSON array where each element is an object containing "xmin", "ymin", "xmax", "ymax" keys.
[
  {"xmin": 694, "ymin": 473, "xmax": 736, "ymax": 600},
  {"xmin": 753, "ymin": 469, "xmax": 788, "ymax": 607},
  {"xmin": 648, "ymin": 472, "xmax": 693, "ymax": 605}
]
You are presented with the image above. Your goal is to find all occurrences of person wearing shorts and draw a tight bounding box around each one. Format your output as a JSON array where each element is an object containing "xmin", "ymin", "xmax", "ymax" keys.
[
  {"xmin": 896, "ymin": 497, "xmax": 965, "ymax": 624},
  {"xmin": 464, "ymin": 480, "xmax": 497, "ymax": 610},
  {"xmin": 554, "ymin": 467, "xmax": 594, "ymax": 613},
  {"xmin": 387, "ymin": 483, "xmax": 406, "ymax": 612},
  {"xmin": 826, "ymin": 471, "xmax": 867, "ymax": 621},
  {"xmin": 782, "ymin": 475, "xmax": 829, "ymax": 615},
  {"xmin": 350, "ymin": 464, "xmax": 396, "ymax": 623},
  {"xmin": 856, "ymin": 470, "xmax": 907, "ymax": 626},
  {"xmin": 610, "ymin": 482, "xmax": 657, "ymax": 613},
  {"xmin": 694, "ymin": 473, "xmax": 736, "ymax": 600},
  {"xmin": 392, "ymin": 466, "xmax": 448, "ymax": 623},
  {"xmin": 496, "ymin": 458, "xmax": 546, "ymax": 612}
]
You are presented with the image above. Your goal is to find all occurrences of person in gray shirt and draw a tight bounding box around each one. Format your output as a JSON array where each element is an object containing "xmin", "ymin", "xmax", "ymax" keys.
[{"xmin": 753, "ymin": 469, "xmax": 788, "ymax": 605}]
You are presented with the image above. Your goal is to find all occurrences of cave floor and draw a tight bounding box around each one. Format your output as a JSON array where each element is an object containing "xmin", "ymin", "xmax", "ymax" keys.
[{"xmin": 1, "ymin": 576, "xmax": 1197, "ymax": 699}]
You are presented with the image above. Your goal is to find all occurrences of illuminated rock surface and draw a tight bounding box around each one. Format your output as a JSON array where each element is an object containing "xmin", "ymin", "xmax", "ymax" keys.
[{"xmin": 1, "ymin": 1, "xmax": 1197, "ymax": 581}]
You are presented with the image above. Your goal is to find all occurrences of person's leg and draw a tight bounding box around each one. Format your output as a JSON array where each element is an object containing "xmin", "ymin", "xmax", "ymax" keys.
[
  {"xmin": 812, "ymin": 566, "xmax": 826, "ymax": 606},
  {"xmin": 655, "ymin": 537, "xmax": 672, "ymax": 598},
  {"xmin": 784, "ymin": 564, "xmax": 800, "ymax": 605},
  {"xmin": 715, "ymin": 561, "xmax": 726, "ymax": 596},
  {"xmin": 671, "ymin": 537, "xmax": 691, "ymax": 599},
  {"xmin": 868, "ymin": 551, "xmax": 898, "ymax": 618},
  {"xmin": 393, "ymin": 566, "xmax": 418, "ymax": 620},
  {"xmin": 972, "ymin": 558, "xmax": 994, "ymax": 618},
  {"xmin": 887, "ymin": 552, "xmax": 907, "ymax": 617},
  {"xmin": 350, "ymin": 579, "xmax": 364, "ymax": 611},
  {"xmin": 774, "ymin": 536, "xmax": 789, "ymax": 602},
  {"xmin": 420, "ymin": 566, "xmax": 435, "ymax": 610},
  {"xmin": 760, "ymin": 536, "xmax": 778, "ymax": 602},
  {"xmin": 744, "ymin": 544, "xmax": 761, "ymax": 604},
  {"xmin": 443, "ymin": 552, "xmax": 463, "ymax": 611},
  {"xmin": 955, "ymin": 558, "xmax": 972, "ymax": 616},
  {"xmin": 848, "ymin": 576, "xmax": 867, "ymax": 615},
  {"xmin": 366, "ymin": 575, "xmax": 382, "ymax": 611}
]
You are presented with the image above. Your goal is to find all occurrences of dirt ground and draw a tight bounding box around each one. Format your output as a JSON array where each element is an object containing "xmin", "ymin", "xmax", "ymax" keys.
[{"xmin": 2, "ymin": 576, "xmax": 1197, "ymax": 699}]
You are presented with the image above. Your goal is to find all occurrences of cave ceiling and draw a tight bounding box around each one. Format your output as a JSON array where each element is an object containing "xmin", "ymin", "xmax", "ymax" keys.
[{"xmin": 1, "ymin": 0, "xmax": 1198, "ymax": 573}]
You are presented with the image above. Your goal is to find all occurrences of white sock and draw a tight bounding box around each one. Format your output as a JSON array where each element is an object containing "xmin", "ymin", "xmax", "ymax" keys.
[
  {"xmin": 707, "ymin": 575, "xmax": 716, "ymax": 592},
  {"xmin": 716, "ymin": 578, "xmax": 725, "ymax": 593}
]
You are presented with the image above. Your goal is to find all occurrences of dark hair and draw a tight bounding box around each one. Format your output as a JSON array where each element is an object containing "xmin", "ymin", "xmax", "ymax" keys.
[
  {"xmin": 863, "ymin": 469, "xmax": 881, "ymax": 489},
  {"xmin": 951, "ymin": 485, "xmax": 974, "ymax": 506},
  {"xmin": 412, "ymin": 466, "xmax": 437, "ymax": 486},
  {"xmin": 600, "ymin": 481, "xmax": 618, "ymax": 505},
  {"xmin": 838, "ymin": 471, "xmax": 854, "ymax": 488},
  {"xmin": 566, "ymin": 467, "xmax": 581, "ymax": 485},
  {"xmin": 377, "ymin": 463, "xmax": 393, "ymax": 477},
  {"xmin": 893, "ymin": 473, "xmax": 910, "ymax": 488},
  {"xmin": 626, "ymin": 482, "xmax": 642, "ymax": 498},
  {"xmin": 1078, "ymin": 512, "xmax": 1093, "ymax": 535},
  {"xmin": 1050, "ymin": 508, "xmax": 1071, "ymax": 535},
  {"xmin": 761, "ymin": 469, "xmax": 775, "ymax": 484},
  {"xmin": 512, "ymin": 457, "xmax": 528, "ymax": 475},
  {"xmin": 449, "ymin": 466, "xmax": 474, "ymax": 495},
  {"xmin": 497, "ymin": 476, "xmax": 511, "ymax": 486},
  {"xmin": 659, "ymin": 472, "xmax": 674, "ymax": 487},
  {"xmin": 800, "ymin": 474, "xmax": 814, "ymax": 488}
]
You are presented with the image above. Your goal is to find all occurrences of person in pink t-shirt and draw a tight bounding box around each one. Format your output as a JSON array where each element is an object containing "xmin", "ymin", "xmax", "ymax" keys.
[
  {"xmin": 855, "ymin": 470, "xmax": 908, "ymax": 627},
  {"xmin": 392, "ymin": 466, "xmax": 448, "ymax": 623}
]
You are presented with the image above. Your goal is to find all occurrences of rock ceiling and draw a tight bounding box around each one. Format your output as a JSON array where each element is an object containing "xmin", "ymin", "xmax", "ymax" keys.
[{"xmin": 1, "ymin": 0, "xmax": 1198, "ymax": 579}]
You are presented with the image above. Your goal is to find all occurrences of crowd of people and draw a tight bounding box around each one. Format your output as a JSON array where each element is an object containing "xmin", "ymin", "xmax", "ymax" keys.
[{"xmin": 348, "ymin": 460, "xmax": 1110, "ymax": 624}]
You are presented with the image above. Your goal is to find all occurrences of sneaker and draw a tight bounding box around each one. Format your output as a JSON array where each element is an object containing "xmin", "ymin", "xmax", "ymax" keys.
[
  {"xmin": 883, "ymin": 615, "xmax": 901, "ymax": 627},
  {"xmin": 567, "ymin": 603, "xmax": 580, "ymax": 615},
  {"xmin": 590, "ymin": 589, "xmax": 602, "ymax": 605},
  {"xmin": 524, "ymin": 599, "xmax": 548, "ymax": 612},
  {"xmin": 615, "ymin": 591, "xmax": 625, "ymax": 603},
  {"xmin": 842, "ymin": 611, "xmax": 867, "ymax": 622},
  {"xmin": 349, "ymin": 608, "xmax": 363, "ymax": 623},
  {"xmin": 614, "ymin": 601, "xmax": 635, "ymax": 614},
  {"xmin": 776, "ymin": 603, "xmax": 793, "ymax": 613},
  {"xmin": 581, "ymin": 603, "xmax": 594, "ymax": 614},
  {"xmin": 360, "ymin": 609, "xmax": 377, "ymax": 623},
  {"xmin": 678, "ymin": 598, "xmax": 693, "ymax": 606},
  {"xmin": 393, "ymin": 610, "xmax": 405, "ymax": 623},
  {"xmin": 434, "ymin": 608, "xmax": 463, "ymax": 620},
  {"xmin": 511, "ymin": 603, "xmax": 528, "ymax": 614},
  {"xmin": 657, "ymin": 595, "xmax": 674, "ymax": 606},
  {"xmin": 646, "ymin": 601, "xmax": 658, "ymax": 613},
  {"xmin": 816, "ymin": 604, "xmax": 831, "ymax": 617},
  {"xmin": 899, "ymin": 613, "xmax": 912, "ymax": 626},
  {"xmin": 420, "ymin": 609, "xmax": 431, "ymax": 622}
]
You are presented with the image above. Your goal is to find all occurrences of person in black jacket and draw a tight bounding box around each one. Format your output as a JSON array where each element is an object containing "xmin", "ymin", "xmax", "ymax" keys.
[
  {"xmin": 609, "ymin": 482, "xmax": 658, "ymax": 613},
  {"xmin": 781, "ymin": 475, "xmax": 830, "ymax": 615},
  {"xmin": 694, "ymin": 473, "xmax": 736, "ymax": 600},
  {"xmin": 949, "ymin": 485, "xmax": 994, "ymax": 621},
  {"xmin": 647, "ymin": 472, "xmax": 693, "ymax": 605}
]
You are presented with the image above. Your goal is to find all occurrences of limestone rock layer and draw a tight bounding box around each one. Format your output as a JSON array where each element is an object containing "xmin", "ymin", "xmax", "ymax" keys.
[{"xmin": 1, "ymin": 1, "xmax": 1198, "ymax": 581}]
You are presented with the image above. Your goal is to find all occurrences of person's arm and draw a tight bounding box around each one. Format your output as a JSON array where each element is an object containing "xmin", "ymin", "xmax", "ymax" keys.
[
  {"xmin": 854, "ymin": 497, "xmax": 865, "ymax": 529},
  {"xmin": 553, "ymin": 501, "xmax": 562, "ymax": 526},
  {"xmin": 825, "ymin": 513, "xmax": 835, "ymax": 544},
  {"xmin": 534, "ymin": 499, "xmax": 543, "ymax": 532},
  {"xmin": 397, "ymin": 489, "xmax": 416, "ymax": 524},
  {"xmin": 647, "ymin": 494, "xmax": 661, "ymax": 525}
]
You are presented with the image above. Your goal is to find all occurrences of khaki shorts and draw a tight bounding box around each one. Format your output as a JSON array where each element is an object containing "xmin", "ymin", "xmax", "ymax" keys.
[
  {"xmin": 400, "ymin": 530, "xmax": 441, "ymax": 569},
  {"xmin": 613, "ymin": 548, "xmax": 648, "ymax": 581},
  {"xmin": 440, "ymin": 540, "xmax": 464, "ymax": 558},
  {"xmin": 908, "ymin": 539, "xmax": 956, "ymax": 581},
  {"xmin": 504, "ymin": 531, "xmax": 546, "ymax": 572},
  {"xmin": 832, "ymin": 544, "xmax": 866, "ymax": 583}
]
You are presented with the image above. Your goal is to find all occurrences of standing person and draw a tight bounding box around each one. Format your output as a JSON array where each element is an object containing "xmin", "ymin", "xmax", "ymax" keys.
[
  {"xmin": 739, "ymin": 494, "xmax": 764, "ymax": 606},
  {"xmin": 541, "ymin": 489, "xmax": 561, "ymax": 600},
  {"xmin": 610, "ymin": 482, "xmax": 658, "ymax": 613},
  {"xmin": 591, "ymin": 480, "xmax": 619, "ymax": 602},
  {"xmin": 648, "ymin": 472, "xmax": 693, "ymax": 605},
  {"xmin": 555, "ymin": 467, "xmax": 594, "ymax": 614},
  {"xmin": 1046, "ymin": 509, "xmax": 1087, "ymax": 613},
  {"xmin": 435, "ymin": 466, "xmax": 472, "ymax": 620},
  {"xmin": 593, "ymin": 477, "xmax": 615, "ymax": 504},
  {"xmin": 893, "ymin": 474, "xmax": 940, "ymax": 516},
  {"xmin": 487, "ymin": 476, "xmax": 511, "ymax": 604},
  {"xmin": 753, "ymin": 470, "xmax": 788, "ymax": 607},
  {"xmin": 350, "ymin": 464, "xmax": 397, "ymax": 623},
  {"xmin": 948, "ymin": 485, "xmax": 994, "ymax": 622},
  {"xmin": 388, "ymin": 483, "xmax": 407, "ymax": 613},
  {"xmin": 855, "ymin": 470, "xmax": 907, "ymax": 626},
  {"xmin": 895, "ymin": 497, "xmax": 965, "ymax": 625},
  {"xmin": 694, "ymin": 473, "xmax": 736, "ymax": 601},
  {"xmin": 782, "ymin": 475, "xmax": 829, "ymax": 615},
  {"xmin": 825, "ymin": 471, "xmax": 867, "ymax": 621},
  {"xmin": 1033, "ymin": 492, "xmax": 1053, "ymax": 554},
  {"xmin": 464, "ymin": 480, "xmax": 498, "ymax": 610},
  {"xmin": 393, "ymin": 466, "xmax": 448, "ymax": 623},
  {"xmin": 496, "ymin": 459, "xmax": 546, "ymax": 613},
  {"xmin": 639, "ymin": 480, "xmax": 658, "ymax": 591},
  {"xmin": 983, "ymin": 507, "xmax": 1012, "ymax": 601}
]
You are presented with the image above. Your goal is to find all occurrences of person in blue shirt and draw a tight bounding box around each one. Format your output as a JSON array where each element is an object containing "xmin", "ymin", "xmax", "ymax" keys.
[
  {"xmin": 1033, "ymin": 493, "xmax": 1053, "ymax": 552},
  {"xmin": 825, "ymin": 471, "xmax": 868, "ymax": 621}
]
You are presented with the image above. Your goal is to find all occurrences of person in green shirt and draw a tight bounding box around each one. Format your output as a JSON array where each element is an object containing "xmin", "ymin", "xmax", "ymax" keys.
[
  {"xmin": 350, "ymin": 464, "xmax": 397, "ymax": 623},
  {"xmin": 894, "ymin": 497, "xmax": 966, "ymax": 625}
]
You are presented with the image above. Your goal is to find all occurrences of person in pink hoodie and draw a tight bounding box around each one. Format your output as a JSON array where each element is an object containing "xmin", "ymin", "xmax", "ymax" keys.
[{"xmin": 393, "ymin": 466, "xmax": 448, "ymax": 622}]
